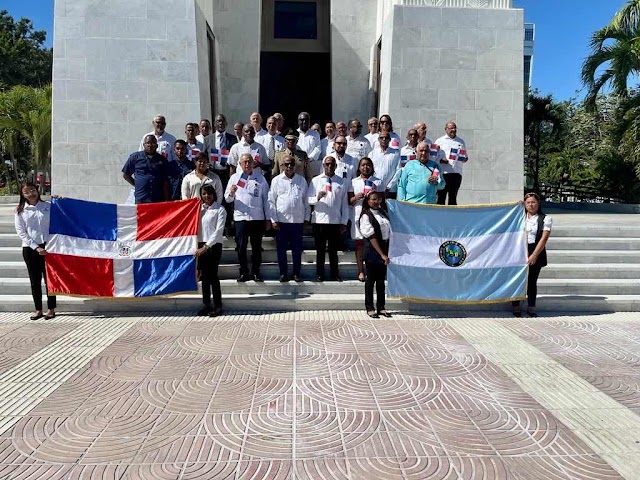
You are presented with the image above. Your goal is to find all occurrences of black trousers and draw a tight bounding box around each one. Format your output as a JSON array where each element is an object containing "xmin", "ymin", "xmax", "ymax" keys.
[
  {"xmin": 437, "ymin": 173, "xmax": 462, "ymax": 205},
  {"xmin": 313, "ymin": 223, "xmax": 341, "ymax": 277},
  {"xmin": 365, "ymin": 261, "xmax": 387, "ymax": 312},
  {"xmin": 513, "ymin": 244, "xmax": 544, "ymax": 308},
  {"xmin": 198, "ymin": 242, "xmax": 222, "ymax": 308},
  {"xmin": 23, "ymin": 245, "xmax": 56, "ymax": 311},
  {"xmin": 235, "ymin": 220, "xmax": 264, "ymax": 276}
]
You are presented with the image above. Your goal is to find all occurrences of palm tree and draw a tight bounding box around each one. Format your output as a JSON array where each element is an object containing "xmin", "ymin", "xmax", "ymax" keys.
[
  {"xmin": 524, "ymin": 92, "xmax": 564, "ymax": 192},
  {"xmin": 582, "ymin": 0, "xmax": 640, "ymax": 109},
  {"xmin": 0, "ymin": 85, "xmax": 51, "ymax": 191}
]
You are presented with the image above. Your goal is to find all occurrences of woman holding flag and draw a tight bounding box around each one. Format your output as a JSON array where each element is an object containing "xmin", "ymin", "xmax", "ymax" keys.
[
  {"xmin": 14, "ymin": 183, "xmax": 56, "ymax": 320},
  {"xmin": 512, "ymin": 192, "xmax": 552, "ymax": 317},
  {"xmin": 358, "ymin": 191, "xmax": 391, "ymax": 318},
  {"xmin": 348, "ymin": 157, "xmax": 382, "ymax": 282}
]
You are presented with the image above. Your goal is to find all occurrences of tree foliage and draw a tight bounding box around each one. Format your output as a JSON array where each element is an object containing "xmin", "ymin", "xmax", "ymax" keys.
[{"xmin": 0, "ymin": 10, "xmax": 52, "ymax": 90}]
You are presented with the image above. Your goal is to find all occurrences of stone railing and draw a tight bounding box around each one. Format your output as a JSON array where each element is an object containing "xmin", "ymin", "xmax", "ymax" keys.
[{"xmin": 397, "ymin": 0, "xmax": 512, "ymax": 8}]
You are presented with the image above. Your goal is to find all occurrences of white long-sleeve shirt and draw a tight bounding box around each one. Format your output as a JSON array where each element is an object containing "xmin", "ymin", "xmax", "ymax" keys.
[
  {"xmin": 370, "ymin": 147, "xmax": 401, "ymax": 190},
  {"xmin": 297, "ymin": 129, "xmax": 321, "ymax": 161},
  {"xmin": 228, "ymin": 141, "xmax": 269, "ymax": 169},
  {"xmin": 15, "ymin": 201, "xmax": 51, "ymax": 249},
  {"xmin": 139, "ymin": 131, "xmax": 177, "ymax": 160},
  {"xmin": 308, "ymin": 174, "xmax": 349, "ymax": 225},
  {"xmin": 434, "ymin": 135, "xmax": 468, "ymax": 175},
  {"xmin": 329, "ymin": 152, "xmax": 357, "ymax": 183},
  {"xmin": 199, "ymin": 203, "xmax": 226, "ymax": 247},
  {"xmin": 225, "ymin": 171, "xmax": 272, "ymax": 221},
  {"xmin": 181, "ymin": 170, "xmax": 224, "ymax": 205},
  {"xmin": 346, "ymin": 135, "xmax": 372, "ymax": 160},
  {"xmin": 268, "ymin": 173, "xmax": 310, "ymax": 224},
  {"xmin": 359, "ymin": 209, "xmax": 391, "ymax": 240}
]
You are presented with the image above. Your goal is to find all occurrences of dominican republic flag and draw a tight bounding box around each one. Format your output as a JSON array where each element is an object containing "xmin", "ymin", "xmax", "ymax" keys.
[
  {"xmin": 45, "ymin": 198, "xmax": 200, "ymax": 298},
  {"xmin": 458, "ymin": 149, "xmax": 468, "ymax": 160},
  {"xmin": 400, "ymin": 154, "xmax": 416, "ymax": 166},
  {"xmin": 429, "ymin": 144, "xmax": 440, "ymax": 158},
  {"xmin": 390, "ymin": 138, "xmax": 400, "ymax": 148},
  {"xmin": 237, "ymin": 173, "xmax": 249, "ymax": 188},
  {"xmin": 210, "ymin": 149, "xmax": 230, "ymax": 166},
  {"xmin": 324, "ymin": 177, "xmax": 332, "ymax": 192},
  {"xmin": 387, "ymin": 201, "xmax": 527, "ymax": 304},
  {"xmin": 187, "ymin": 148, "xmax": 200, "ymax": 161},
  {"xmin": 253, "ymin": 152, "xmax": 261, "ymax": 165},
  {"xmin": 449, "ymin": 148, "xmax": 460, "ymax": 161},
  {"xmin": 363, "ymin": 179, "xmax": 376, "ymax": 194}
]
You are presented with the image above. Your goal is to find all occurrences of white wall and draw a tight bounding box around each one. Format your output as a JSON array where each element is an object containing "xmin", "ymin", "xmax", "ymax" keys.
[{"xmin": 52, "ymin": 0, "xmax": 201, "ymax": 202}]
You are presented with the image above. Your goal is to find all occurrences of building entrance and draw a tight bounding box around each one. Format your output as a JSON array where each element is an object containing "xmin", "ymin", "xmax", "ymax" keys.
[{"xmin": 260, "ymin": 0, "xmax": 331, "ymax": 130}]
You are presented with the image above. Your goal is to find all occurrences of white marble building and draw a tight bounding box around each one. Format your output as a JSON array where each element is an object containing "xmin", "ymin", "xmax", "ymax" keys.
[{"xmin": 52, "ymin": 0, "xmax": 523, "ymax": 204}]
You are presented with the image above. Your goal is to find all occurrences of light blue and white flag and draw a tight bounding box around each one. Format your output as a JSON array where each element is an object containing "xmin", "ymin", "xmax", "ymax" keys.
[{"xmin": 387, "ymin": 200, "xmax": 527, "ymax": 304}]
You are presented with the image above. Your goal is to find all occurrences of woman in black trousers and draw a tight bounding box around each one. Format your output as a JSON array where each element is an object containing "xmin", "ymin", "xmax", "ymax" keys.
[
  {"xmin": 195, "ymin": 184, "xmax": 226, "ymax": 317},
  {"xmin": 14, "ymin": 183, "xmax": 56, "ymax": 320},
  {"xmin": 512, "ymin": 192, "xmax": 552, "ymax": 317},
  {"xmin": 358, "ymin": 191, "xmax": 392, "ymax": 318}
]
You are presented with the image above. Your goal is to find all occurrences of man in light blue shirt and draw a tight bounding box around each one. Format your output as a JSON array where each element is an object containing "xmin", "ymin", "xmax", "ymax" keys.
[{"xmin": 397, "ymin": 141, "xmax": 446, "ymax": 204}]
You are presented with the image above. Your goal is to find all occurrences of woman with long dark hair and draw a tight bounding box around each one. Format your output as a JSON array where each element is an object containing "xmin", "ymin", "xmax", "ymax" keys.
[
  {"xmin": 358, "ymin": 191, "xmax": 391, "ymax": 318},
  {"xmin": 349, "ymin": 157, "xmax": 382, "ymax": 282},
  {"xmin": 195, "ymin": 184, "xmax": 226, "ymax": 316},
  {"xmin": 14, "ymin": 183, "xmax": 56, "ymax": 320},
  {"xmin": 512, "ymin": 192, "xmax": 552, "ymax": 317}
]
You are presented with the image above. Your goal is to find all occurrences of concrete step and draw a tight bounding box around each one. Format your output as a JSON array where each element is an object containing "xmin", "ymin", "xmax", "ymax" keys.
[
  {"xmin": 545, "ymin": 250, "xmax": 640, "ymax": 264},
  {"xmin": 542, "ymin": 264, "xmax": 640, "ymax": 279},
  {"xmin": 546, "ymin": 237, "xmax": 640, "ymax": 250},
  {"xmin": 0, "ymin": 234, "xmax": 20, "ymax": 248},
  {"xmin": 552, "ymin": 226, "xmax": 640, "ymax": 238},
  {"xmin": 1, "ymin": 293, "xmax": 639, "ymax": 313},
  {"xmin": 537, "ymin": 279, "xmax": 640, "ymax": 296}
]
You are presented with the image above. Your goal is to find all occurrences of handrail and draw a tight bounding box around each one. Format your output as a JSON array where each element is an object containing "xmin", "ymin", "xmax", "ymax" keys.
[
  {"xmin": 538, "ymin": 183, "xmax": 622, "ymax": 204},
  {"xmin": 397, "ymin": 0, "xmax": 513, "ymax": 8}
]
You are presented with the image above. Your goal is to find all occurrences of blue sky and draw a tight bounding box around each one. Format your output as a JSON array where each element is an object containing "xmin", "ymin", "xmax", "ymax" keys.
[{"xmin": 2, "ymin": 0, "xmax": 631, "ymax": 102}]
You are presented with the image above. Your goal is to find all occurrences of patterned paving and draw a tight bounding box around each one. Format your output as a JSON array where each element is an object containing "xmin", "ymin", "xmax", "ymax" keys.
[{"xmin": 0, "ymin": 311, "xmax": 636, "ymax": 479}]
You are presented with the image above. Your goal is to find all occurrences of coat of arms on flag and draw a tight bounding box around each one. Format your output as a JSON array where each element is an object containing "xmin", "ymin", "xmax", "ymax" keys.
[{"xmin": 45, "ymin": 198, "xmax": 200, "ymax": 297}]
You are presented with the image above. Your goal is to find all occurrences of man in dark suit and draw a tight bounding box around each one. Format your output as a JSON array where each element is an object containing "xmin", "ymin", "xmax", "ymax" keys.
[{"xmin": 205, "ymin": 113, "xmax": 238, "ymax": 235}]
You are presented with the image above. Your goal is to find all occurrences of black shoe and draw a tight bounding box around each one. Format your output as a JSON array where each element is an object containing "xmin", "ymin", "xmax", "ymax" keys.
[
  {"xmin": 292, "ymin": 275, "xmax": 302, "ymax": 282},
  {"xmin": 512, "ymin": 307, "xmax": 522, "ymax": 317},
  {"xmin": 198, "ymin": 305, "xmax": 212, "ymax": 316},
  {"xmin": 279, "ymin": 275, "xmax": 289, "ymax": 283},
  {"xmin": 367, "ymin": 311, "xmax": 379, "ymax": 318},
  {"xmin": 316, "ymin": 275, "xmax": 324, "ymax": 282},
  {"xmin": 30, "ymin": 313, "xmax": 44, "ymax": 321},
  {"xmin": 527, "ymin": 307, "xmax": 538, "ymax": 317},
  {"xmin": 331, "ymin": 275, "xmax": 343, "ymax": 282},
  {"xmin": 253, "ymin": 274, "xmax": 264, "ymax": 282},
  {"xmin": 237, "ymin": 274, "xmax": 250, "ymax": 283}
]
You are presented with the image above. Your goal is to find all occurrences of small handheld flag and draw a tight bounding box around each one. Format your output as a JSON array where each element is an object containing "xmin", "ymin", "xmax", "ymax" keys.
[
  {"xmin": 459, "ymin": 149, "xmax": 468, "ymax": 161},
  {"xmin": 219, "ymin": 149, "xmax": 229, "ymax": 166},
  {"xmin": 187, "ymin": 148, "xmax": 200, "ymax": 161},
  {"xmin": 209, "ymin": 148, "xmax": 219, "ymax": 164},
  {"xmin": 363, "ymin": 179, "xmax": 375, "ymax": 194},
  {"xmin": 324, "ymin": 177, "xmax": 332, "ymax": 192},
  {"xmin": 429, "ymin": 144, "xmax": 440, "ymax": 158},
  {"xmin": 253, "ymin": 153, "xmax": 261, "ymax": 165},
  {"xmin": 400, "ymin": 154, "xmax": 416, "ymax": 166},
  {"xmin": 449, "ymin": 148, "xmax": 460, "ymax": 161},
  {"xmin": 237, "ymin": 173, "xmax": 249, "ymax": 188},
  {"xmin": 430, "ymin": 167, "xmax": 440, "ymax": 178}
]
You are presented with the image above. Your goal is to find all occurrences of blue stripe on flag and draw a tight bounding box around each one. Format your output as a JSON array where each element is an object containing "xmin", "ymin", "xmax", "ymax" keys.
[
  {"xmin": 388, "ymin": 264, "xmax": 527, "ymax": 303},
  {"xmin": 387, "ymin": 200, "xmax": 524, "ymax": 238},
  {"xmin": 50, "ymin": 198, "xmax": 118, "ymax": 241},
  {"xmin": 133, "ymin": 255, "xmax": 197, "ymax": 297}
]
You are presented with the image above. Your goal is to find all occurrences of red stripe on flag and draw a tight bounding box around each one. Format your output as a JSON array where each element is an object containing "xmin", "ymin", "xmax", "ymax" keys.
[
  {"xmin": 46, "ymin": 254, "xmax": 114, "ymax": 297},
  {"xmin": 136, "ymin": 198, "xmax": 200, "ymax": 241}
]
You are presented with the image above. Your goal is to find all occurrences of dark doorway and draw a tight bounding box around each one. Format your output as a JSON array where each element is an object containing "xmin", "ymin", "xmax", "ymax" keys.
[
  {"xmin": 259, "ymin": 51, "xmax": 331, "ymax": 129},
  {"xmin": 260, "ymin": 0, "xmax": 330, "ymax": 130}
]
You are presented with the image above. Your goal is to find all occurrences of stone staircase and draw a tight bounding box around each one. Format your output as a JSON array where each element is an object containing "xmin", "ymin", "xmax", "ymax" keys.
[{"xmin": 0, "ymin": 203, "xmax": 638, "ymax": 313}]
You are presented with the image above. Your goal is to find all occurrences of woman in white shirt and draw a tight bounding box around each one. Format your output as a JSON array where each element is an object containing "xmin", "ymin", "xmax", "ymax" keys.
[
  {"xmin": 348, "ymin": 157, "xmax": 382, "ymax": 282},
  {"xmin": 195, "ymin": 184, "xmax": 226, "ymax": 317},
  {"xmin": 512, "ymin": 192, "xmax": 552, "ymax": 317},
  {"xmin": 358, "ymin": 191, "xmax": 391, "ymax": 318},
  {"xmin": 14, "ymin": 183, "xmax": 56, "ymax": 320}
]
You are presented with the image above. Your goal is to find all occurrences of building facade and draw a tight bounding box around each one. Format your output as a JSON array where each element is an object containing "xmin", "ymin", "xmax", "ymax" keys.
[
  {"xmin": 52, "ymin": 0, "xmax": 524, "ymax": 204},
  {"xmin": 524, "ymin": 22, "xmax": 535, "ymax": 89}
]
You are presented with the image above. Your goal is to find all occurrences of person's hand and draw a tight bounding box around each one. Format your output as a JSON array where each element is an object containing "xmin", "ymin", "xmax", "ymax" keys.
[
  {"xmin": 428, "ymin": 176, "xmax": 438, "ymax": 184},
  {"xmin": 439, "ymin": 158, "xmax": 448, "ymax": 164},
  {"xmin": 272, "ymin": 222, "xmax": 280, "ymax": 231},
  {"xmin": 265, "ymin": 220, "xmax": 272, "ymax": 230},
  {"xmin": 317, "ymin": 191, "xmax": 327, "ymax": 200},
  {"xmin": 339, "ymin": 225, "xmax": 346, "ymax": 235},
  {"xmin": 195, "ymin": 246, "xmax": 207, "ymax": 257},
  {"xmin": 36, "ymin": 247, "xmax": 47, "ymax": 256},
  {"xmin": 382, "ymin": 255, "xmax": 390, "ymax": 265},
  {"xmin": 230, "ymin": 184, "xmax": 238, "ymax": 195},
  {"xmin": 356, "ymin": 192, "xmax": 365, "ymax": 200},
  {"xmin": 527, "ymin": 253, "xmax": 538, "ymax": 266}
]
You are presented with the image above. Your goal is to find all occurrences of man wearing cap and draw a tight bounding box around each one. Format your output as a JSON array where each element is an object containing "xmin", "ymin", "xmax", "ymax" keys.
[
  {"xmin": 272, "ymin": 130, "xmax": 312, "ymax": 183},
  {"xmin": 269, "ymin": 155, "xmax": 310, "ymax": 283},
  {"xmin": 308, "ymin": 156, "xmax": 349, "ymax": 282}
]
